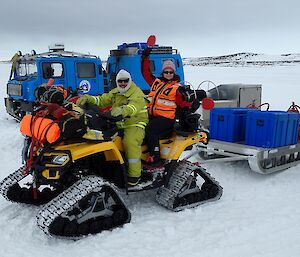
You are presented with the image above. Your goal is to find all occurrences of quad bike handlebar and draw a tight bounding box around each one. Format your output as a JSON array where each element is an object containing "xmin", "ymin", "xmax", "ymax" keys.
[{"xmin": 82, "ymin": 104, "xmax": 123, "ymax": 122}]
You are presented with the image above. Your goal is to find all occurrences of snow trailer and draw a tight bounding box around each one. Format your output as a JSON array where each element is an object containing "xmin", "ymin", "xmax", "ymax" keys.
[{"xmin": 194, "ymin": 82, "xmax": 300, "ymax": 174}]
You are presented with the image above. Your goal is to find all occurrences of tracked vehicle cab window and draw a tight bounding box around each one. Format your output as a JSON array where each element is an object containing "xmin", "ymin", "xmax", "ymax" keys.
[
  {"xmin": 77, "ymin": 62, "xmax": 96, "ymax": 78},
  {"xmin": 17, "ymin": 61, "xmax": 37, "ymax": 77},
  {"xmin": 42, "ymin": 62, "xmax": 64, "ymax": 79}
]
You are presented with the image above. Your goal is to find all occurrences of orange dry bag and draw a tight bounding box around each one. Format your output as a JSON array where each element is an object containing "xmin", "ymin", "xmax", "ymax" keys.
[{"xmin": 20, "ymin": 114, "xmax": 61, "ymax": 143}]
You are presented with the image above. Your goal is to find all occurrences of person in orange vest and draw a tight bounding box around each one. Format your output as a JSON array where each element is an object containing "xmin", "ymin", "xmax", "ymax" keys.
[{"xmin": 142, "ymin": 54, "xmax": 206, "ymax": 166}]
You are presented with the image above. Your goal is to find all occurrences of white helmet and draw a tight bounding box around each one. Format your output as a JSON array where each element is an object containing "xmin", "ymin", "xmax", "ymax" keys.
[{"xmin": 116, "ymin": 69, "xmax": 132, "ymax": 94}]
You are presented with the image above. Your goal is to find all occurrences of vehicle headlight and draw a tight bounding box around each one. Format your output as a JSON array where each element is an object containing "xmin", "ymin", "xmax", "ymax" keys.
[
  {"xmin": 7, "ymin": 83, "xmax": 22, "ymax": 96},
  {"xmin": 52, "ymin": 155, "xmax": 69, "ymax": 165},
  {"xmin": 40, "ymin": 152, "xmax": 70, "ymax": 167}
]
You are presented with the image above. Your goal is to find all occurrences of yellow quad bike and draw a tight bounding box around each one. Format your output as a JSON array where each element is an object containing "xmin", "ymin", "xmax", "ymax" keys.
[{"xmin": 0, "ymin": 109, "xmax": 222, "ymax": 239}]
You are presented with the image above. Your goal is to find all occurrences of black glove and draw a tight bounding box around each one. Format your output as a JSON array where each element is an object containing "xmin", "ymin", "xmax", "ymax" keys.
[
  {"xmin": 196, "ymin": 89, "xmax": 207, "ymax": 101},
  {"xmin": 191, "ymin": 99, "xmax": 200, "ymax": 112},
  {"xmin": 142, "ymin": 48, "xmax": 152, "ymax": 58}
]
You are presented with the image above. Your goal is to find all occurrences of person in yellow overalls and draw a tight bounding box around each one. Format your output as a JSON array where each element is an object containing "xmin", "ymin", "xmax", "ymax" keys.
[{"xmin": 77, "ymin": 70, "xmax": 148, "ymax": 186}]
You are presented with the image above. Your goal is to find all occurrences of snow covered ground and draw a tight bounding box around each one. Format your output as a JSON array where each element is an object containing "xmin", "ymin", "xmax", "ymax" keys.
[{"xmin": 0, "ymin": 62, "xmax": 300, "ymax": 257}]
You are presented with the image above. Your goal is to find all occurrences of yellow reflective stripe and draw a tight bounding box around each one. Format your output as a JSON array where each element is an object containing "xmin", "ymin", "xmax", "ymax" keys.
[
  {"xmin": 139, "ymin": 122, "xmax": 147, "ymax": 127},
  {"xmin": 134, "ymin": 124, "xmax": 146, "ymax": 129},
  {"xmin": 136, "ymin": 106, "xmax": 148, "ymax": 114},
  {"xmin": 127, "ymin": 104, "xmax": 137, "ymax": 115},
  {"xmin": 116, "ymin": 119, "xmax": 147, "ymax": 129},
  {"xmin": 128, "ymin": 158, "xmax": 140, "ymax": 163},
  {"xmin": 94, "ymin": 96, "xmax": 100, "ymax": 106},
  {"xmin": 139, "ymin": 110, "xmax": 148, "ymax": 113},
  {"xmin": 116, "ymin": 121, "xmax": 124, "ymax": 128},
  {"xmin": 117, "ymin": 123, "xmax": 147, "ymax": 129},
  {"xmin": 126, "ymin": 105, "xmax": 148, "ymax": 116}
]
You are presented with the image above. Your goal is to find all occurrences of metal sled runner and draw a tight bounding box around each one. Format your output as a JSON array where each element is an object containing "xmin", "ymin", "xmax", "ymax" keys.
[{"xmin": 194, "ymin": 140, "xmax": 300, "ymax": 174}]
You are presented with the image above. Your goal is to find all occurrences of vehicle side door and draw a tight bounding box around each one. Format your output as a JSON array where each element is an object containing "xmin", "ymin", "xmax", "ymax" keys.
[
  {"xmin": 75, "ymin": 61, "xmax": 100, "ymax": 95},
  {"xmin": 40, "ymin": 61, "xmax": 66, "ymax": 87}
]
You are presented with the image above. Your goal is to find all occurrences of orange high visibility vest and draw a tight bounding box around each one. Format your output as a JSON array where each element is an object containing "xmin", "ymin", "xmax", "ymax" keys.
[{"xmin": 148, "ymin": 78, "xmax": 180, "ymax": 119}]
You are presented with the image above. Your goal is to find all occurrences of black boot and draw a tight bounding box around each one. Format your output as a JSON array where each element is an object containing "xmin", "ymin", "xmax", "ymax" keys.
[{"xmin": 128, "ymin": 176, "xmax": 141, "ymax": 187}]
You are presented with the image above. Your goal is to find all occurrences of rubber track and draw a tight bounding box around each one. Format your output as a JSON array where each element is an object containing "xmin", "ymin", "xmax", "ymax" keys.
[
  {"xmin": 0, "ymin": 166, "xmax": 27, "ymax": 201},
  {"xmin": 156, "ymin": 160, "xmax": 223, "ymax": 211},
  {"xmin": 36, "ymin": 175, "xmax": 125, "ymax": 239}
]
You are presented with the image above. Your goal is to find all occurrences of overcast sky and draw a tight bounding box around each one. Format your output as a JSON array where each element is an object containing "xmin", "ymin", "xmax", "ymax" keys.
[{"xmin": 1, "ymin": 0, "xmax": 300, "ymax": 59}]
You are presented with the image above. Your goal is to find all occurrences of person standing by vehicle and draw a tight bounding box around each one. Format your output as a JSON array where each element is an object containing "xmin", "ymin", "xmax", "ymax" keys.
[
  {"xmin": 142, "ymin": 53, "xmax": 205, "ymax": 166},
  {"xmin": 9, "ymin": 52, "xmax": 20, "ymax": 80},
  {"xmin": 77, "ymin": 69, "xmax": 148, "ymax": 186}
]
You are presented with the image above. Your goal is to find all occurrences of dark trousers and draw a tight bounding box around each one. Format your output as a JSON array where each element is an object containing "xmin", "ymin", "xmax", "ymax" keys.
[{"xmin": 145, "ymin": 116, "xmax": 175, "ymax": 159}]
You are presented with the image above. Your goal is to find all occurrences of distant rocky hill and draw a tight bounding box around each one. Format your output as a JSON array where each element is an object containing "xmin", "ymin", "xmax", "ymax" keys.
[
  {"xmin": 2, "ymin": 52, "xmax": 300, "ymax": 67},
  {"xmin": 183, "ymin": 53, "xmax": 300, "ymax": 66}
]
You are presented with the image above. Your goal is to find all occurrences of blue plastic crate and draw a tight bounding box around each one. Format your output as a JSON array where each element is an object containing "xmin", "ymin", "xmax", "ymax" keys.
[
  {"xmin": 118, "ymin": 42, "xmax": 148, "ymax": 50},
  {"xmin": 210, "ymin": 108, "xmax": 254, "ymax": 142},
  {"xmin": 245, "ymin": 111, "xmax": 299, "ymax": 148},
  {"xmin": 286, "ymin": 112, "xmax": 300, "ymax": 145}
]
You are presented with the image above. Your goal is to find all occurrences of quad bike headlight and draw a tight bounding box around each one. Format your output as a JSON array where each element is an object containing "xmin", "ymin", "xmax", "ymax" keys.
[
  {"xmin": 52, "ymin": 155, "xmax": 69, "ymax": 165},
  {"xmin": 41, "ymin": 152, "xmax": 70, "ymax": 167}
]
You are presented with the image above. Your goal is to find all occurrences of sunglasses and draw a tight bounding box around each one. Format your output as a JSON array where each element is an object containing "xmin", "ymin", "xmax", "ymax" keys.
[
  {"xmin": 117, "ymin": 78, "xmax": 129, "ymax": 83},
  {"xmin": 163, "ymin": 71, "xmax": 174, "ymax": 75}
]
